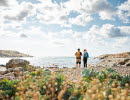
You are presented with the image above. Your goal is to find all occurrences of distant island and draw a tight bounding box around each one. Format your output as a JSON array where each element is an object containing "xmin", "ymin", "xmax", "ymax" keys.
[{"xmin": 0, "ymin": 50, "xmax": 32, "ymax": 57}]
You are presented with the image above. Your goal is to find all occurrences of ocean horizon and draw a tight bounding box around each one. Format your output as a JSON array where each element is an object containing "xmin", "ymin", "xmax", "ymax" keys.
[{"xmin": 0, "ymin": 56, "xmax": 101, "ymax": 68}]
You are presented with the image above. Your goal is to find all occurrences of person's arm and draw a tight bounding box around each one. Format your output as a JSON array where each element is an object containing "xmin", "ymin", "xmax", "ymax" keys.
[
  {"xmin": 75, "ymin": 52, "xmax": 77, "ymax": 56},
  {"xmin": 87, "ymin": 52, "xmax": 89, "ymax": 58},
  {"xmin": 80, "ymin": 52, "xmax": 82, "ymax": 56}
]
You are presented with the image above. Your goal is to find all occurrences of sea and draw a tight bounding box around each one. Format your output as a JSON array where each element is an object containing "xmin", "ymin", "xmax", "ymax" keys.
[{"xmin": 0, "ymin": 57, "xmax": 101, "ymax": 68}]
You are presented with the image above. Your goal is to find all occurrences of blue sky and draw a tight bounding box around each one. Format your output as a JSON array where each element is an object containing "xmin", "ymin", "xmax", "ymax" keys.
[{"xmin": 0, "ymin": 0, "xmax": 130, "ymax": 57}]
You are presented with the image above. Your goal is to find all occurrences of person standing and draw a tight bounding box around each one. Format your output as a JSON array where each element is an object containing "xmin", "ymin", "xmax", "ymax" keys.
[
  {"xmin": 83, "ymin": 49, "xmax": 89, "ymax": 68},
  {"xmin": 75, "ymin": 48, "xmax": 82, "ymax": 68}
]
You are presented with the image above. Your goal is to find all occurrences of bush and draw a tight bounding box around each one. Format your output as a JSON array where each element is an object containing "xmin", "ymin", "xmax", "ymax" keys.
[{"xmin": 0, "ymin": 79, "xmax": 19, "ymax": 99}]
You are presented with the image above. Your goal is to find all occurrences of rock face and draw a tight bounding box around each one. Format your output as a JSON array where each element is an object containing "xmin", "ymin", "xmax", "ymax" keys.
[
  {"xmin": 96, "ymin": 58, "xmax": 130, "ymax": 67},
  {"xmin": 0, "ymin": 50, "xmax": 32, "ymax": 57},
  {"xmin": 96, "ymin": 52, "xmax": 130, "ymax": 68},
  {"xmin": 96, "ymin": 52, "xmax": 130, "ymax": 59},
  {"xmin": 6, "ymin": 59, "xmax": 30, "ymax": 69},
  {"xmin": 0, "ymin": 59, "xmax": 36, "ymax": 81}
]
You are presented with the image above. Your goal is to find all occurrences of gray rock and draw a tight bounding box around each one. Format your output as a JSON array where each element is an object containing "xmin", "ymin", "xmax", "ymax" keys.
[
  {"xmin": 18, "ymin": 67, "xmax": 23, "ymax": 71},
  {"xmin": 6, "ymin": 59, "xmax": 30, "ymax": 69},
  {"xmin": 7, "ymin": 68, "xmax": 14, "ymax": 72},
  {"xmin": 0, "ymin": 66, "xmax": 7, "ymax": 75},
  {"xmin": 44, "ymin": 68, "xmax": 52, "ymax": 72},
  {"xmin": 4, "ymin": 73, "xmax": 15, "ymax": 77}
]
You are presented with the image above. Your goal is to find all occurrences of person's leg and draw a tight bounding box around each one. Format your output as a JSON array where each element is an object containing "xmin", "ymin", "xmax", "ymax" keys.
[
  {"xmin": 77, "ymin": 63, "xmax": 79, "ymax": 68},
  {"xmin": 79, "ymin": 63, "xmax": 81, "ymax": 68},
  {"xmin": 83, "ymin": 58, "xmax": 85, "ymax": 67},
  {"xmin": 85, "ymin": 58, "xmax": 88, "ymax": 67},
  {"xmin": 79, "ymin": 59, "xmax": 81, "ymax": 68},
  {"xmin": 84, "ymin": 57, "xmax": 87, "ymax": 67},
  {"xmin": 76, "ymin": 62, "xmax": 80, "ymax": 67}
]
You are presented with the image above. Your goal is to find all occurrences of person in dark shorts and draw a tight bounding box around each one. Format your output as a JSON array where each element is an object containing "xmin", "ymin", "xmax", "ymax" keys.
[
  {"xmin": 83, "ymin": 49, "xmax": 89, "ymax": 67},
  {"xmin": 75, "ymin": 48, "xmax": 82, "ymax": 67}
]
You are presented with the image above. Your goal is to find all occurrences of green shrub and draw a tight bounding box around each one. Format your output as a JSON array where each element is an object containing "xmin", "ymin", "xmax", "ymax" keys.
[
  {"xmin": 0, "ymin": 79, "xmax": 19, "ymax": 97},
  {"xmin": 82, "ymin": 68, "xmax": 130, "ymax": 86}
]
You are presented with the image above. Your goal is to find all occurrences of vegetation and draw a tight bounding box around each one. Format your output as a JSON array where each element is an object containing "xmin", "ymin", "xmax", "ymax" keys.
[
  {"xmin": 0, "ymin": 79, "xmax": 19, "ymax": 99},
  {"xmin": 0, "ymin": 68, "xmax": 129, "ymax": 100}
]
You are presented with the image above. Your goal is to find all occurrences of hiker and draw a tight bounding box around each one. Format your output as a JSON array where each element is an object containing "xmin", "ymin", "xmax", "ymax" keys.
[
  {"xmin": 75, "ymin": 48, "xmax": 82, "ymax": 67},
  {"xmin": 83, "ymin": 49, "xmax": 89, "ymax": 68}
]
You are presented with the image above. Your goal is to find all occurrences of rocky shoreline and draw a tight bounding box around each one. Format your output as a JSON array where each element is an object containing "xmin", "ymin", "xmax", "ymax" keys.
[
  {"xmin": 0, "ymin": 52, "xmax": 130, "ymax": 81},
  {"xmin": 94, "ymin": 52, "xmax": 130, "ymax": 75},
  {"xmin": 0, "ymin": 58, "xmax": 130, "ymax": 82}
]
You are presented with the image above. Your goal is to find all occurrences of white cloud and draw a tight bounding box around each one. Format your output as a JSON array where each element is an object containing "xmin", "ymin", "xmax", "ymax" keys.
[
  {"xmin": 20, "ymin": 33, "xmax": 28, "ymax": 38},
  {"xmin": 63, "ymin": 0, "xmax": 116, "ymax": 20},
  {"xmin": 114, "ymin": 37, "xmax": 130, "ymax": 48},
  {"xmin": 63, "ymin": 0, "xmax": 82, "ymax": 12},
  {"xmin": 36, "ymin": 0, "xmax": 69, "ymax": 27},
  {"xmin": 86, "ymin": 24, "xmax": 128, "ymax": 38},
  {"xmin": 0, "ymin": 29, "xmax": 17, "ymax": 37},
  {"xmin": 3, "ymin": 2, "xmax": 36, "ymax": 21},
  {"xmin": 100, "ymin": 24, "xmax": 125, "ymax": 37},
  {"xmin": 36, "ymin": 0, "xmax": 115, "ymax": 26},
  {"xmin": 19, "ymin": 26, "xmax": 47, "ymax": 40},
  {"xmin": 69, "ymin": 14, "xmax": 93, "ymax": 26},
  {"xmin": 99, "ymin": 11, "xmax": 115, "ymax": 20},
  {"xmin": 117, "ymin": 0, "xmax": 130, "ymax": 23},
  {"xmin": 0, "ymin": 0, "xmax": 18, "ymax": 7},
  {"xmin": 0, "ymin": 1, "xmax": 37, "ymax": 31}
]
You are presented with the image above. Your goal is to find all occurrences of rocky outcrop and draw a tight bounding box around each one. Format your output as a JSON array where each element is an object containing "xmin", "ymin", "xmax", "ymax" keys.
[
  {"xmin": 0, "ymin": 59, "xmax": 33, "ymax": 81},
  {"xmin": 0, "ymin": 67, "xmax": 24, "ymax": 80},
  {"xmin": 96, "ymin": 52, "xmax": 130, "ymax": 68},
  {"xmin": 6, "ymin": 59, "xmax": 30, "ymax": 69},
  {"xmin": 96, "ymin": 52, "xmax": 130, "ymax": 59},
  {"xmin": 96, "ymin": 58, "xmax": 130, "ymax": 67},
  {"xmin": 0, "ymin": 50, "xmax": 32, "ymax": 57}
]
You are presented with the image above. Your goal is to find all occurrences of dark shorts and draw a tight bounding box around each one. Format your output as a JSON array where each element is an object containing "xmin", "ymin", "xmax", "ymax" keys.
[{"xmin": 76, "ymin": 58, "xmax": 81, "ymax": 64}]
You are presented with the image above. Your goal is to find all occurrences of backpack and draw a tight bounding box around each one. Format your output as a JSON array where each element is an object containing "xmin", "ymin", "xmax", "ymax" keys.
[
  {"xmin": 75, "ymin": 52, "xmax": 82, "ymax": 58},
  {"xmin": 84, "ymin": 52, "xmax": 89, "ymax": 58}
]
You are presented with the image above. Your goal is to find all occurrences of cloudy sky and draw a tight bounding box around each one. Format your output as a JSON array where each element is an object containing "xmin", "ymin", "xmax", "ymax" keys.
[{"xmin": 0, "ymin": 0, "xmax": 130, "ymax": 57}]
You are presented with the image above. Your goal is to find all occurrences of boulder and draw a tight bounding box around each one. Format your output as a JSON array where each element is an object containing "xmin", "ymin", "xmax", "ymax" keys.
[
  {"xmin": 44, "ymin": 68, "xmax": 52, "ymax": 72},
  {"xmin": 0, "ymin": 66, "xmax": 7, "ymax": 75},
  {"xmin": 7, "ymin": 67, "xmax": 23, "ymax": 73},
  {"xmin": 7, "ymin": 68, "xmax": 14, "ymax": 72},
  {"xmin": 6, "ymin": 59, "xmax": 30, "ymax": 69},
  {"xmin": 0, "ymin": 73, "xmax": 15, "ymax": 80},
  {"xmin": 4, "ymin": 72, "xmax": 15, "ymax": 77}
]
